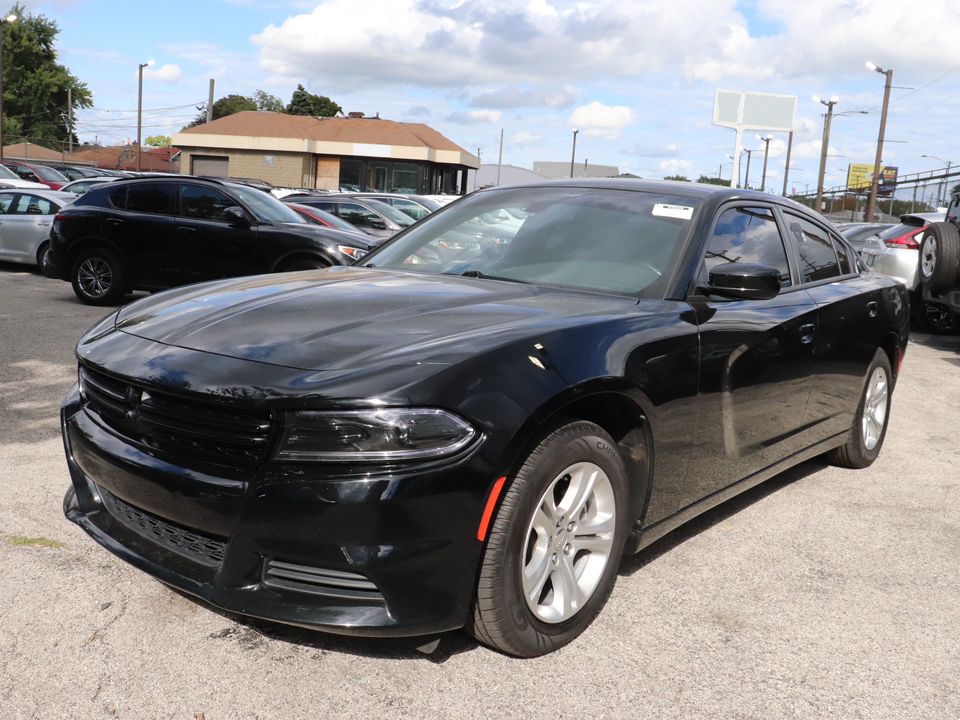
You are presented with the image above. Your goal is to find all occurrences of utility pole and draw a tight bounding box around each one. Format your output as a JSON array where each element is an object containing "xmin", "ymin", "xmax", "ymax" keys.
[
  {"xmin": 207, "ymin": 79, "xmax": 215, "ymax": 123},
  {"xmin": 815, "ymin": 96, "xmax": 838, "ymax": 213},
  {"xmin": 67, "ymin": 87, "xmax": 73, "ymax": 156},
  {"xmin": 864, "ymin": 62, "xmax": 893, "ymax": 222}
]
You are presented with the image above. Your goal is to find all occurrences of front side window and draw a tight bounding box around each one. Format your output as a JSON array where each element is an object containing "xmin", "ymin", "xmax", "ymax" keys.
[
  {"xmin": 125, "ymin": 183, "xmax": 174, "ymax": 215},
  {"xmin": 784, "ymin": 213, "xmax": 841, "ymax": 283},
  {"xmin": 337, "ymin": 202, "xmax": 385, "ymax": 229},
  {"xmin": 365, "ymin": 187, "xmax": 700, "ymax": 298},
  {"xmin": 701, "ymin": 206, "xmax": 792, "ymax": 288},
  {"xmin": 180, "ymin": 185, "xmax": 234, "ymax": 222},
  {"xmin": 12, "ymin": 166, "xmax": 37, "ymax": 181}
]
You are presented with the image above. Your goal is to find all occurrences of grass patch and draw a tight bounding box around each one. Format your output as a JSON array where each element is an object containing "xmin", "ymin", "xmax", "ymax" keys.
[{"xmin": 6, "ymin": 536, "xmax": 66, "ymax": 549}]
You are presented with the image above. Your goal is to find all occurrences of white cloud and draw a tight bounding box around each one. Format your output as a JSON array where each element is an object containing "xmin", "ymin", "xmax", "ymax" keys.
[
  {"xmin": 510, "ymin": 131, "xmax": 541, "ymax": 146},
  {"xmin": 569, "ymin": 102, "xmax": 636, "ymax": 140},
  {"xmin": 447, "ymin": 109, "xmax": 503, "ymax": 124},
  {"xmin": 143, "ymin": 64, "xmax": 182, "ymax": 84}
]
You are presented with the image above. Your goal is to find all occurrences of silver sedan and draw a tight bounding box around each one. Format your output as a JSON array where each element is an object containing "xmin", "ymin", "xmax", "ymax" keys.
[{"xmin": 0, "ymin": 189, "xmax": 75, "ymax": 269}]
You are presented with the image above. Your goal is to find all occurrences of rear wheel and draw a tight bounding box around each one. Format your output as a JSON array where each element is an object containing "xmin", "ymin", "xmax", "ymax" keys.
[
  {"xmin": 914, "ymin": 295, "xmax": 960, "ymax": 335},
  {"xmin": 35, "ymin": 241, "xmax": 50, "ymax": 273},
  {"xmin": 469, "ymin": 421, "xmax": 629, "ymax": 657},
  {"xmin": 827, "ymin": 350, "xmax": 892, "ymax": 469},
  {"xmin": 918, "ymin": 222, "xmax": 960, "ymax": 292},
  {"xmin": 71, "ymin": 248, "xmax": 126, "ymax": 306}
]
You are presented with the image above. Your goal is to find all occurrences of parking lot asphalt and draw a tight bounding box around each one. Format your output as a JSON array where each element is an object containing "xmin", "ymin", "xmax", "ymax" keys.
[{"xmin": 1, "ymin": 263, "xmax": 958, "ymax": 720}]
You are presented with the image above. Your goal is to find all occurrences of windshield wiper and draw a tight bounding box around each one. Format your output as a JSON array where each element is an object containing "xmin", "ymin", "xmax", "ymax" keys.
[{"xmin": 455, "ymin": 270, "xmax": 530, "ymax": 285}]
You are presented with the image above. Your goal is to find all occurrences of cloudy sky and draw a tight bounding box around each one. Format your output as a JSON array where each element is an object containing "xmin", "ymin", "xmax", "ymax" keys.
[{"xmin": 20, "ymin": 0, "xmax": 960, "ymax": 194}]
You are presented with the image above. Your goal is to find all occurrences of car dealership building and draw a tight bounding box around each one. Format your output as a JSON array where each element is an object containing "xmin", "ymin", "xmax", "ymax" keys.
[{"xmin": 171, "ymin": 111, "xmax": 480, "ymax": 195}]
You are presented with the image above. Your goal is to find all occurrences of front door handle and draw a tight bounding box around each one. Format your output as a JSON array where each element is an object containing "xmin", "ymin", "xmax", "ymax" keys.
[{"xmin": 799, "ymin": 323, "xmax": 816, "ymax": 344}]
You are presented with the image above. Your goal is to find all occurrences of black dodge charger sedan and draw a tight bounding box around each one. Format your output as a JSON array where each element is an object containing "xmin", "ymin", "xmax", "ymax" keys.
[{"xmin": 61, "ymin": 179, "xmax": 909, "ymax": 657}]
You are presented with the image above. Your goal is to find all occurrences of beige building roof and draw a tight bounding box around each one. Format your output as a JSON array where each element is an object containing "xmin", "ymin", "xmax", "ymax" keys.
[
  {"xmin": 173, "ymin": 112, "xmax": 479, "ymax": 169},
  {"xmin": 2, "ymin": 142, "xmax": 69, "ymax": 162}
]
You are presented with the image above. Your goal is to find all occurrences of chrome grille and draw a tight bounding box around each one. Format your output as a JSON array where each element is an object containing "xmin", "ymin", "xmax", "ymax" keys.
[
  {"xmin": 100, "ymin": 489, "xmax": 227, "ymax": 567},
  {"xmin": 79, "ymin": 365, "xmax": 273, "ymax": 470},
  {"xmin": 262, "ymin": 559, "xmax": 384, "ymax": 601}
]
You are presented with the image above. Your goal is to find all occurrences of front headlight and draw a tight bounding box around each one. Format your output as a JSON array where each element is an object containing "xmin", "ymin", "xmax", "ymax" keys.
[
  {"xmin": 273, "ymin": 408, "xmax": 476, "ymax": 462},
  {"xmin": 338, "ymin": 245, "xmax": 369, "ymax": 260}
]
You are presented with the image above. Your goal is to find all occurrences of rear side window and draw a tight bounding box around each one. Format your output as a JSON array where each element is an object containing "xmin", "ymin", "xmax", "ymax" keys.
[
  {"xmin": 702, "ymin": 206, "xmax": 792, "ymax": 288},
  {"xmin": 0, "ymin": 193, "xmax": 15, "ymax": 213},
  {"xmin": 108, "ymin": 188, "xmax": 127, "ymax": 209},
  {"xmin": 784, "ymin": 213, "xmax": 840, "ymax": 283},
  {"xmin": 14, "ymin": 195, "xmax": 54, "ymax": 215},
  {"xmin": 125, "ymin": 183, "xmax": 173, "ymax": 215}
]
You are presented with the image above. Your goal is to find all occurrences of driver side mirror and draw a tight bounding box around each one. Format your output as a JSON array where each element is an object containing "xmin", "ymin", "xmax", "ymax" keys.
[
  {"xmin": 703, "ymin": 263, "xmax": 782, "ymax": 300},
  {"xmin": 223, "ymin": 206, "xmax": 250, "ymax": 226},
  {"xmin": 370, "ymin": 218, "xmax": 388, "ymax": 230}
]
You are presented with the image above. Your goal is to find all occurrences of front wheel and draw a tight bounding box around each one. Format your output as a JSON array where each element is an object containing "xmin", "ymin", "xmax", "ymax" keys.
[
  {"xmin": 913, "ymin": 294, "xmax": 960, "ymax": 335},
  {"xmin": 827, "ymin": 350, "xmax": 892, "ymax": 469},
  {"xmin": 282, "ymin": 257, "xmax": 330, "ymax": 272},
  {"xmin": 71, "ymin": 248, "xmax": 127, "ymax": 306},
  {"xmin": 469, "ymin": 421, "xmax": 629, "ymax": 657}
]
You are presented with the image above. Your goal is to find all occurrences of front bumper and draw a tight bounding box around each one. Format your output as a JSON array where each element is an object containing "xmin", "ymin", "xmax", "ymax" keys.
[{"xmin": 61, "ymin": 383, "xmax": 494, "ymax": 638}]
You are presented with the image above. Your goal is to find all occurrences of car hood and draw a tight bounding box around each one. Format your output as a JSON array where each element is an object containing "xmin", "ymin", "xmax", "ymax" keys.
[
  {"xmin": 0, "ymin": 178, "xmax": 49, "ymax": 190},
  {"xmin": 114, "ymin": 266, "xmax": 641, "ymax": 371}
]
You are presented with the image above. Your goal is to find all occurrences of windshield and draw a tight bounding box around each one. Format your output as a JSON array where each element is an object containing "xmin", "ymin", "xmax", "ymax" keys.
[
  {"xmin": 32, "ymin": 165, "xmax": 68, "ymax": 182},
  {"xmin": 229, "ymin": 184, "xmax": 305, "ymax": 224},
  {"xmin": 0, "ymin": 165, "xmax": 19, "ymax": 180},
  {"xmin": 366, "ymin": 199, "xmax": 415, "ymax": 227},
  {"xmin": 362, "ymin": 186, "xmax": 700, "ymax": 298}
]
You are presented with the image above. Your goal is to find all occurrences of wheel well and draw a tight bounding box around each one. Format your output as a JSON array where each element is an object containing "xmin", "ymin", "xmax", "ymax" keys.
[
  {"xmin": 64, "ymin": 239, "xmax": 120, "ymax": 273},
  {"xmin": 539, "ymin": 392, "xmax": 653, "ymax": 529},
  {"xmin": 880, "ymin": 331, "xmax": 903, "ymax": 386}
]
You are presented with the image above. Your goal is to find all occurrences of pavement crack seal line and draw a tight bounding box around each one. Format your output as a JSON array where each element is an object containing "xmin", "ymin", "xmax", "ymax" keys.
[{"xmin": 84, "ymin": 599, "xmax": 128, "ymax": 647}]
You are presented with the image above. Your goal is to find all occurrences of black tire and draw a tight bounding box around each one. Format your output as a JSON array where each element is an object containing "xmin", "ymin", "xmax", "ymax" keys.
[
  {"xmin": 71, "ymin": 248, "xmax": 127, "ymax": 306},
  {"xmin": 913, "ymin": 295, "xmax": 960, "ymax": 335},
  {"xmin": 469, "ymin": 420, "xmax": 629, "ymax": 657},
  {"xmin": 282, "ymin": 257, "xmax": 330, "ymax": 272},
  {"xmin": 827, "ymin": 349, "xmax": 892, "ymax": 469},
  {"xmin": 35, "ymin": 241, "xmax": 50, "ymax": 273},
  {"xmin": 918, "ymin": 222, "xmax": 960, "ymax": 292}
]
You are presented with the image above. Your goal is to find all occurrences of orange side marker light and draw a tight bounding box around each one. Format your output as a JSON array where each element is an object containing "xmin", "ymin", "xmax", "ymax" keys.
[{"xmin": 477, "ymin": 477, "xmax": 507, "ymax": 542}]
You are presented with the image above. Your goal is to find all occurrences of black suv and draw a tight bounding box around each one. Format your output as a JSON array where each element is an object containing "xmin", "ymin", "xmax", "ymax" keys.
[
  {"xmin": 46, "ymin": 176, "xmax": 378, "ymax": 305},
  {"xmin": 917, "ymin": 193, "xmax": 960, "ymax": 332}
]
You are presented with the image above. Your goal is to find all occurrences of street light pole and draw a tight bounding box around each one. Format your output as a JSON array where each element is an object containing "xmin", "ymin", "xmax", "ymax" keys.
[
  {"xmin": 0, "ymin": 13, "xmax": 18, "ymax": 163},
  {"xmin": 814, "ymin": 95, "xmax": 838, "ymax": 214},
  {"xmin": 569, "ymin": 128, "xmax": 578, "ymax": 178},
  {"xmin": 136, "ymin": 60, "xmax": 154, "ymax": 172},
  {"xmin": 757, "ymin": 134, "xmax": 773, "ymax": 192},
  {"xmin": 743, "ymin": 149, "xmax": 752, "ymax": 189},
  {"xmin": 921, "ymin": 154, "xmax": 952, "ymax": 208},
  {"xmin": 864, "ymin": 61, "xmax": 893, "ymax": 222}
]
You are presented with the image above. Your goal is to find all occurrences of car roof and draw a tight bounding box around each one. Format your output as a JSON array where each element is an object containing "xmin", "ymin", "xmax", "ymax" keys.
[{"xmin": 0, "ymin": 187, "xmax": 75, "ymax": 202}]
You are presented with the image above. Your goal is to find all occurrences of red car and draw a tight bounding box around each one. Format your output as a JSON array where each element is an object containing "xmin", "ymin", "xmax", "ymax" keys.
[
  {"xmin": 286, "ymin": 202, "xmax": 369, "ymax": 236},
  {"xmin": 2, "ymin": 162, "xmax": 69, "ymax": 190}
]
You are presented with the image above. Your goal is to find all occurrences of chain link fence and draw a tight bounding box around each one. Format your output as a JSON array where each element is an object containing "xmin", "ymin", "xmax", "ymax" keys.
[{"xmin": 790, "ymin": 167, "xmax": 959, "ymax": 224}]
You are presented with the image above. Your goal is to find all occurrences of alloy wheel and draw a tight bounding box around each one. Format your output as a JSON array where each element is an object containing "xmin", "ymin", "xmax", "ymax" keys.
[
  {"xmin": 77, "ymin": 257, "xmax": 113, "ymax": 299},
  {"xmin": 861, "ymin": 365, "xmax": 888, "ymax": 451},
  {"xmin": 522, "ymin": 461, "xmax": 616, "ymax": 624}
]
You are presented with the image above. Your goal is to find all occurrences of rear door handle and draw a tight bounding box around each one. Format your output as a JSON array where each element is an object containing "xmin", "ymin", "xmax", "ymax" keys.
[
  {"xmin": 105, "ymin": 218, "xmax": 123, "ymax": 226},
  {"xmin": 799, "ymin": 323, "xmax": 816, "ymax": 344}
]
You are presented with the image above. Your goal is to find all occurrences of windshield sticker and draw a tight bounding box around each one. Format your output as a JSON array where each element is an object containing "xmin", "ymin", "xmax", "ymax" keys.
[{"xmin": 652, "ymin": 204, "xmax": 694, "ymax": 220}]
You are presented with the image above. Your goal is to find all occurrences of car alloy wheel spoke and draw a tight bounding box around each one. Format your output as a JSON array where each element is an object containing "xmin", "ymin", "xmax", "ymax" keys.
[
  {"xmin": 79, "ymin": 259, "xmax": 111, "ymax": 297},
  {"xmin": 522, "ymin": 460, "xmax": 616, "ymax": 623},
  {"xmin": 861, "ymin": 367, "xmax": 888, "ymax": 450}
]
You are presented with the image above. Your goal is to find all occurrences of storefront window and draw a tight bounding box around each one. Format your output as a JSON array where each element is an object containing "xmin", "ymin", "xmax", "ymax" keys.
[{"xmin": 340, "ymin": 159, "xmax": 362, "ymax": 192}]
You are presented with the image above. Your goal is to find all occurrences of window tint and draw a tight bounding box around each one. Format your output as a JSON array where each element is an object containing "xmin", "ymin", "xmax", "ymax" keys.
[
  {"xmin": 12, "ymin": 166, "xmax": 36, "ymax": 181},
  {"xmin": 125, "ymin": 183, "xmax": 173, "ymax": 215},
  {"xmin": 108, "ymin": 187, "xmax": 127, "ymax": 209},
  {"xmin": 784, "ymin": 213, "xmax": 840, "ymax": 283},
  {"xmin": 833, "ymin": 237, "xmax": 853, "ymax": 275},
  {"xmin": 702, "ymin": 206, "xmax": 791, "ymax": 287},
  {"xmin": 13, "ymin": 194, "xmax": 54, "ymax": 215},
  {"xmin": 180, "ymin": 184, "xmax": 234, "ymax": 221},
  {"xmin": 0, "ymin": 193, "xmax": 15, "ymax": 213},
  {"xmin": 337, "ymin": 202, "xmax": 383, "ymax": 229}
]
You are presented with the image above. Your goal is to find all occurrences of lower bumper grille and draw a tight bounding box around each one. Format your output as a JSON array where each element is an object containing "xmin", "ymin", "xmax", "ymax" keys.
[
  {"xmin": 262, "ymin": 559, "xmax": 384, "ymax": 601},
  {"xmin": 100, "ymin": 489, "xmax": 227, "ymax": 567}
]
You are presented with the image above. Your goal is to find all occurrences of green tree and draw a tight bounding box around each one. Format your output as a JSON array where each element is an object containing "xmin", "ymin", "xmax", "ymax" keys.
[
  {"xmin": 697, "ymin": 175, "xmax": 731, "ymax": 187},
  {"xmin": 1, "ymin": 3, "xmax": 92, "ymax": 149},
  {"xmin": 663, "ymin": 174, "xmax": 689, "ymax": 182},
  {"xmin": 286, "ymin": 84, "xmax": 341, "ymax": 117},
  {"xmin": 143, "ymin": 134, "xmax": 171, "ymax": 148},
  {"xmin": 182, "ymin": 93, "xmax": 257, "ymax": 129},
  {"xmin": 250, "ymin": 89, "xmax": 284, "ymax": 113}
]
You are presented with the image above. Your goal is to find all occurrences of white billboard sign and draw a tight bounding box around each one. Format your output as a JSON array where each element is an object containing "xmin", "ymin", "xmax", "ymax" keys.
[{"xmin": 713, "ymin": 90, "xmax": 797, "ymax": 191}]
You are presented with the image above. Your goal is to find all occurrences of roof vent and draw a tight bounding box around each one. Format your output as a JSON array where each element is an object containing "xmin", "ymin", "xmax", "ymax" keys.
[{"xmin": 347, "ymin": 111, "xmax": 365, "ymax": 118}]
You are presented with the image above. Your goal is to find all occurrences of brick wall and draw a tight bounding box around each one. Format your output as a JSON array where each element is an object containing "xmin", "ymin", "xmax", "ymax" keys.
[{"xmin": 178, "ymin": 147, "xmax": 315, "ymax": 188}]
